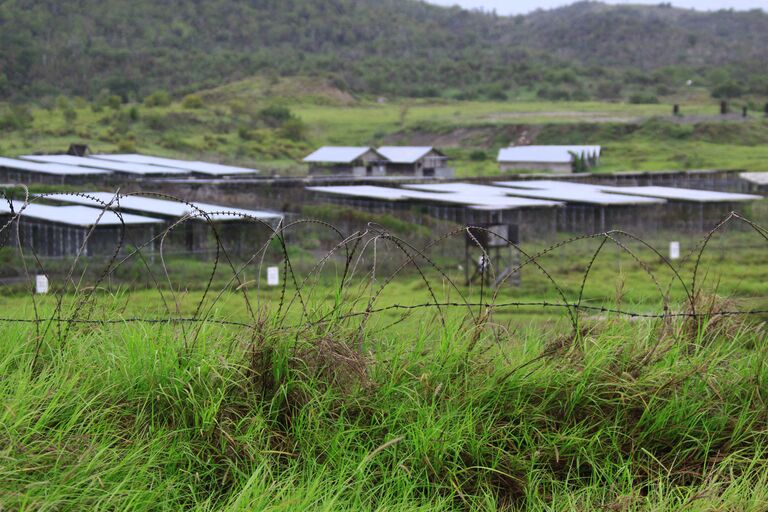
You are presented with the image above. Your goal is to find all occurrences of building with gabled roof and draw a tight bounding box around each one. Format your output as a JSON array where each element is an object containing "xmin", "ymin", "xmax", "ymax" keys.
[
  {"xmin": 303, "ymin": 147, "xmax": 388, "ymax": 177},
  {"xmin": 377, "ymin": 146, "xmax": 454, "ymax": 178},
  {"xmin": 498, "ymin": 145, "xmax": 602, "ymax": 173}
]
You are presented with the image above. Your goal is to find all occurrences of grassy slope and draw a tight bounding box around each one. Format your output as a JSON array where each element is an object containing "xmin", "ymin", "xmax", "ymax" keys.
[{"xmin": 2, "ymin": 78, "xmax": 767, "ymax": 176}]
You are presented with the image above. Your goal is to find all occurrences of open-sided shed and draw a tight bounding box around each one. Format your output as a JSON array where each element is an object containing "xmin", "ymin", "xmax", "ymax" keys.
[
  {"xmin": 306, "ymin": 185, "xmax": 562, "ymax": 240},
  {"xmin": 0, "ymin": 157, "xmax": 110, "ymax": 185},
  {"xmin": 495, "ymin": 180, "xmax": 762, "ymax": 233},
  {"xmin": 0, "ymin": 200, "xmax": 162, "ymax": 257},
  {"xmin": 21, "ymin": 155, "xmax": 190, "ymax": 178},
  {"xmin": 42, "ymin": 193, "xmax": 284, "ymax": 255},
  {"xmin": 91, "ymin": 154, "xmax": 261, "ymax": 178}
]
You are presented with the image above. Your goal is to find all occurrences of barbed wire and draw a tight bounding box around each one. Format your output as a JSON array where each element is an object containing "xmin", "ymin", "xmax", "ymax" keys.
[{"xmin": 1, "ymin": 189, "xmax": 767, "ymax": 349}]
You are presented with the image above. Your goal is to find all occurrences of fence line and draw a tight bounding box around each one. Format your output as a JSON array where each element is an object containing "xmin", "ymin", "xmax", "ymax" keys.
[{"xmin": 1, "ymin": 190, "xmax": 767, "ymax": 343}]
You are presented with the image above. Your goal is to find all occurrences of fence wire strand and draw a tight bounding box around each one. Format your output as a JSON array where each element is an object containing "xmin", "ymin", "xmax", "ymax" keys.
[{"xmin": 1, "ymin": 190, "xmax": 767, "ymax": 344}]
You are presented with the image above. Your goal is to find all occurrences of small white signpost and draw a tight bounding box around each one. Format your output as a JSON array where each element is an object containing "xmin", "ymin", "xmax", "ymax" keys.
[
  {"xmin": 267, "ymin": 266, "xmax": 280, "ymax": 287},
  {"xmin": 35, "ymin": 275, "xmax": 49, "ymax": 294},
  {"xmin": 669, "ymin": 241, "xmax": 680, "ymax": 261}
]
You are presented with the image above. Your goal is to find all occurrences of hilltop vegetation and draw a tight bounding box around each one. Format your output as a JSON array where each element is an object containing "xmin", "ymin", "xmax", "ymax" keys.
[{"xmin": 1, "ymin": 0, "xmax": 767, "ymax": 102}]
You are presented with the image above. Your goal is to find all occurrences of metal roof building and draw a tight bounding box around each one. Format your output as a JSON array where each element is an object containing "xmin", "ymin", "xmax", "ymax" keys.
[
  {"xmin": 377, "ymin": 146, "xmax": 454, "ymax": 178},
  {"xmin": 20, "ymin": 155, "xmax": 190, "ymax": 177},
  {"xmin": 41, "ymin": 192, "xmax": 284, "ymax": 254},
  {"xmin": 497, "ymin": 145, "xmax": 602, "ymax": 174},
  {"xmin": 303, "ymin": 147, "xmax": 388, "ymax": 178},
  {"xmin": 307, "ymin": 185, "xmax": 561, "ymax": 210},
  {"xmin": 307, "ymin": 180, "xmax": 759, "ymax": 236},
  {"xmin": 599, "ymin": 185, "xmax": 762, "ymax": 203},
  {"xmin": 306, "ymin": 185, "xmax": 561, "ymax": 240},
  {"xmin": 303, "ymin": 147, "xmax": 382, "ymax": 164},
  {"xmin": 494, "ymin": 180, "xmax": 762, "ymax": 233},
  {"xmin": 91, "ymin": 154, "xmax": 261, "ymax": 177},
  {"xmin": 494, "ymin": 180, "xmax": 664, "ymax": 206},
  {"xmin": 377, "ymin": 147, "xmax": 436, "ymax": 164},
  {"xmin": 0, "ymin": 199, "xmax": 161, "ymax": 257},
  {"xmin": 42, "ymin": 193, "xmax": 283, "ymax": 223},
  {"xmin": 0, "ymin": 157, "xmax": 111, "ymax": 185}
]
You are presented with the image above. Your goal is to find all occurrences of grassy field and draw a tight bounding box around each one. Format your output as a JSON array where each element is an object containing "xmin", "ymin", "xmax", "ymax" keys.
[
  {"xmin": 2, "ymin": 196, "xmax": 768, "ymax": 509},
  {"xmin": 2, "ymin": 276, "xmax": 768, "ymax": 509},
  {"xmin": 1, "ymin": 76, "xmax": 767, "ymax": 177}
]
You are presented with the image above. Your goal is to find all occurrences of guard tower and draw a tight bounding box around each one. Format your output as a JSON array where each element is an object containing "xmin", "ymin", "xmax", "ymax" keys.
[{"xmin": 464, "ymin": 224, "xmax": 521, "ymax": 288}]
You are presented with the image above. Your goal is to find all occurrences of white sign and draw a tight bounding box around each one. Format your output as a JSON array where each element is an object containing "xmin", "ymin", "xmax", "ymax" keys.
[
  {"xmin": 267, "ymin": 266, "xmax": 280, "ymax": 286},
  {"xmin": 669, "ymin": 241, "xmax": 680, "ymax": 261},
  {"xmin": 35, "ymin": 275, "xmax": 49, "ymax": 294}
]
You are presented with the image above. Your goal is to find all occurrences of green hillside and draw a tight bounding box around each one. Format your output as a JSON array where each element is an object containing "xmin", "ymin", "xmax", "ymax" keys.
[
  {"xmin": 1, "ymin": 0, "xmax": 767, "ymax": 101},
  {"xmin": 3, "ymin": 77, "xmax": 768, "ymax": 176}
]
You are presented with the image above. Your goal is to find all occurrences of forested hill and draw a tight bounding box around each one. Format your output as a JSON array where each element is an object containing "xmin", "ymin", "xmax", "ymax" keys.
[{"xmin": 0, "ymin": 0, "xmax": 766, "ymax": 101}]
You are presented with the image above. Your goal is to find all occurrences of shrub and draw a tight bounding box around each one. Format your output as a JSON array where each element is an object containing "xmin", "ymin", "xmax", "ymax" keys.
[
  {"xmin": 571, "ymin": 88, "xmax": 591, "ymax": 101},
  {"xmin": 258, "ymin": 104, "xmax": 294, "ymax": 127},
  {"xmin": 279, "ymin": 118, "xmax": 307, "ymax": 142},
  {"xmin": 117, "ymin": 138, "xmax": 137, "ymax": 152},
  {"xmin": 160, "ymin": 133, "xmax": 194, "ymax": 150},
  {"xmin": 181, "ymin": 94, "xmax": 204, "ymax": 109},
  {"xmin": 55, "ymin": 95, "xmax": 70, "ymax": 111},
  {"xmin": 237, "ymin": 126, "xmax": 251, "ymax": 140},
  {"xmin": 711, "ymin": 81, "xmax": 743, "ymax": 99},
  {"xmin": 596, "ymin": 82, "xmax": 622, "ymax": 100},
  {"xmin": 128, "ymin": 106, "xmax": 140, "ymax": 121},
  {"xmin": 143, "ymin": 113, "xmax": 169, "ymax": 131},
  {"xmin": 63, "ymin": 108, "xmax": 77, "ymax": 123},
  {"xmin": 107, "ymin": 95, "xmax": 123, "ymax": 110},
  {"xmin": 537, "ymin": 87, "xmax": 571, "ymax": 101},
  {"xmin": 629, "ymin": 92, "xmax": 659, "ymax": 104},
  {"xmin": 0, "ymin": 105, "xmax": 33, "ymax": 130},
  {"xmin": 144, "ymin": 90, "xmax": 171, "ymax": 107},
  {"xmin": 469, "ymin": 150, "xmax": 487, "ymax": 162}
]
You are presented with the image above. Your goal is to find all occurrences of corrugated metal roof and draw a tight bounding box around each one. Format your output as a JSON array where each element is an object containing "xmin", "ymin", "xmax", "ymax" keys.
[
  {"xmin": 0, "ymin": 157, "xmax": 110, "ymax": 176},
  {"xmin": 307, "ymin": 185, "xmax": 410, "ymax": 200},
  {"xmin": 497, "ymin": 180, "xmax": 762, "ymax": 204},
  {"xmin": 410, "ymin": 191, "xmax": 561, "ymax": 209},
  {"xmin": 307, "ymin": 185, "xmax": 561, "ymax": 209},
  {"xmin": 405, "ymin": 183, "xmax": 511, "ymax": 196},
  {"xmin": 377, "ymin": 147, "xmax": 436, "ymax": 164},
  {"xmin": 600, "ymin": 186, "xmax": 763, "ymax": 203},
  {"xmin": 42, "ymin": 193, "xmax": 283, "ymax": 222},
  {"xmin": 740, "ymin": 172, "xmax": 768, "ymax": 186},
  {"xmin": 20, "ymin": 155, "xmax": 190, "ymax": 176},
  {"xmin": 0, "ymin": 200, "xmax": 163, "ymax": 227},
  {"xmin": 497, "ymin": 145, "xmax": 601, "ymax": 164},
  {"xmin": 91, "ymin": 154, "xmax": 260, "ymax": 176},
  {"xmin": 303, "ymin": 147, "xmax": 382, "ymax": 164},
  {"xmin": 495, "ymin": 180, "xmax": 664, "ymax": 205}
]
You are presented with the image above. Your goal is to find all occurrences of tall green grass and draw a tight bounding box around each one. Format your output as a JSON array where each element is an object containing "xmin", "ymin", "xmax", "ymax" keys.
[{"xmin": 2, "ymin": 292, "xmax": 767, "ymax": 510}]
